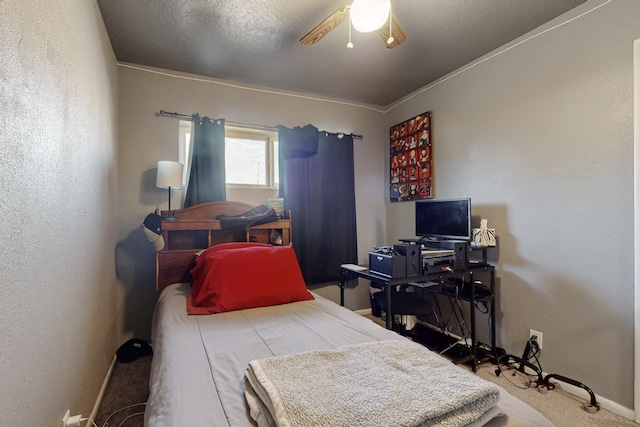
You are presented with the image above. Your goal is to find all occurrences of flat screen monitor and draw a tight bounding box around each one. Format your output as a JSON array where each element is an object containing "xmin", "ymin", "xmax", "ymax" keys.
[{"xmin": 415, "ymin": 198, "xmax": 471, "ymax": 241}]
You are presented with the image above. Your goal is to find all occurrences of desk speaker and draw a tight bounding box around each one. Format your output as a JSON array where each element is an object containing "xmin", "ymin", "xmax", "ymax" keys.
[
  {"xmin": 453, "ymin": 242, "xmax": 468, "ymax": 270},
  {"xmin": 393, "ymin": 243, "xmax": 421, "ymax": 277}
]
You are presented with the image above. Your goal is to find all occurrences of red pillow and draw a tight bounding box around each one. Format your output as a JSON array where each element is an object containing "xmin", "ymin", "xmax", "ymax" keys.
[
  {"xmin": 198, "ymin": 242, "xmax": 270, "ymax": 256},
  {"xmin": 188, "ymin": 244, "xmax": 314, "ymax": 314}
]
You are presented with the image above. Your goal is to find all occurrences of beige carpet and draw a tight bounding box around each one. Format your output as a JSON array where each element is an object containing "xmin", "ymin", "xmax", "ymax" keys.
[
  {"xmin": 362, "ymin": 313, "xmax": 637, "ymax": 427},
  {"xmin": 474, "ymin": 363, "xmax": 636, "ymax": 427}
]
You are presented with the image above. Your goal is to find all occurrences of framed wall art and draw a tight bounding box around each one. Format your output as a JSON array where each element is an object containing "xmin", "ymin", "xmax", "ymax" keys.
[{"xmin": 390, "ymin": 110, "xmax": 432, "ymax": 202}]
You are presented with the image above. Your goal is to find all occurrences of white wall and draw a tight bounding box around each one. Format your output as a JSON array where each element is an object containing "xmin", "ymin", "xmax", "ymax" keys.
[
  {"xmin": 0, "ymin": 1, "xmax": 119, "ymax": 426},
  {"xmin": 116, "ymin": 65, "xmax": 388, "ymax": 337},
  {"xmin": 385, "ymin": 0, "xmax": 638, "ymax": 410}
]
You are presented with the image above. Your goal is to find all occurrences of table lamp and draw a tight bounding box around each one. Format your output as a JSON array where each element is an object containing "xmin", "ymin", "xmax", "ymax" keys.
[{"xmin": 156, "ymin": 160, "xmax": 184, "ymax": 220}]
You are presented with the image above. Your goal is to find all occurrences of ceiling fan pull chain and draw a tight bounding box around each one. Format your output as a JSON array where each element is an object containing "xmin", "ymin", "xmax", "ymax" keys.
[
  {"xmin": 387, "ymin": 8, "xmax": 394, "ymax": 44},
  {"xmin": 348, "ymin": 13, "xmax": 354, "ymax": 48}
]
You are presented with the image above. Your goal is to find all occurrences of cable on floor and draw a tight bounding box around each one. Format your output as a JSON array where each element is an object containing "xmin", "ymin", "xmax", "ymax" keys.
[
  {"xmin": 102, "ymin": 402, "xmax": 147, "ymax": 427},
  {"xmin": 117, "ymin": 412, "xmax": 145, "ymax": 427},
  {"xmin": 80, "ymin": 418, "xmax": 98, "ymax": 427},
  {"xmin": 493, "ymin": 336, "xmax": 541, "ymax": 390}
]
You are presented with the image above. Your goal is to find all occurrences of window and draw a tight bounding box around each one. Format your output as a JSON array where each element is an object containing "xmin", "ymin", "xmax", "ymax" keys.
[
  {"xmin": 178, "ymin": 120, "xmax": 192, "ymax": 184},
  {"xmin": 179, "ymin": 121, "xmax": 279, "ymax": 188},
  {"xmin": 225, "ymin": 125, "xmax": 279, "ymax": 187}
]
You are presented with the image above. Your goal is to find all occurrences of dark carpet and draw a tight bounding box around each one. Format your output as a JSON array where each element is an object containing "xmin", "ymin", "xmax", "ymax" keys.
[{"xmin": 94, "ymin": 355, "xmax": 151, "ymax": 427}]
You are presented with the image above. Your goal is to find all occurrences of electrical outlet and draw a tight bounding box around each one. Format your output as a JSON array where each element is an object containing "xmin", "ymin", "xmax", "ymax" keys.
[{"xmin": 529, "ymin": 329, "xmax": 543, "ymax": 350}]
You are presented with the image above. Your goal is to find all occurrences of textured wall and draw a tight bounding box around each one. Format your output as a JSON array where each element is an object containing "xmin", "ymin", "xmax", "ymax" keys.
[
  {"xmin": 385, "ymin": 0, "xmax": 638, "ymax": 410},
  {"xmin": 0, "ymin": 1, "xmax": 118, "ymax": 425}
]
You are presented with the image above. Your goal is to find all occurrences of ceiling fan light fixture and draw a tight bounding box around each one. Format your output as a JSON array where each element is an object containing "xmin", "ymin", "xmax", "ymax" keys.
[{"xmin": 350, "ymin": 0, "xmax": 391, "ymax": 33}]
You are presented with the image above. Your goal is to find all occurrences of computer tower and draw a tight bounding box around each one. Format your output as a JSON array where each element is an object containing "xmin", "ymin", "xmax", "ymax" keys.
[{"xmin": 393, "ymin": 243, "xmax": 421, "ymax": 277}]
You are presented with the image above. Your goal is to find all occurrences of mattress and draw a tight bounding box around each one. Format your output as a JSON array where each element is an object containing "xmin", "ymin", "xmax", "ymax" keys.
[{"xmin": 145, "ymin": 283, "xmax": 554, "ymax": 427}]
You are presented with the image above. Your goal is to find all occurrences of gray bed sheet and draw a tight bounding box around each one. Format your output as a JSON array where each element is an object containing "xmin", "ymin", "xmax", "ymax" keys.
[{"xmin": 145, "ymin": 283, "xmax": 554, "ymax": 427}]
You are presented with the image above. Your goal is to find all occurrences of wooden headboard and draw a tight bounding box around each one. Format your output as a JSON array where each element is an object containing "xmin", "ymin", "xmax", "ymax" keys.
[{"xmin": 156, "ymin": 201, "xmax": 291, "ymax": 291}]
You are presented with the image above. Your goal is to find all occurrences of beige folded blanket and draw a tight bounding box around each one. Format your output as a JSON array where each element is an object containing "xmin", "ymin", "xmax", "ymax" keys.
[{"xmin": 244, "ymin": 340, "xmax": 501, "ymax": 427}]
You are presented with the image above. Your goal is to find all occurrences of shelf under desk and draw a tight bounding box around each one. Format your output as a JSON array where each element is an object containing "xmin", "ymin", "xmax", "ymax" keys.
[{"xmin": 339, "ymin": 262, "xmax": 496, "ymax": 372}]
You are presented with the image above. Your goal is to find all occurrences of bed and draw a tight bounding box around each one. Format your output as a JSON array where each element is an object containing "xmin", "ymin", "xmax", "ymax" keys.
[{"xmin": 145, "ymin": 202, "xmax": 554, "ymax": 427}]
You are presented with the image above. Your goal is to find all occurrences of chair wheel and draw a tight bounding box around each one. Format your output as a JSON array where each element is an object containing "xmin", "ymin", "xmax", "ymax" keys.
[
  {"xmin": 537, "ymin": 385, "xmax": 548, "ymax": 394},
  {"xmin": 583, "ymin": 404, "xmax": 598, "ymax": 414}
]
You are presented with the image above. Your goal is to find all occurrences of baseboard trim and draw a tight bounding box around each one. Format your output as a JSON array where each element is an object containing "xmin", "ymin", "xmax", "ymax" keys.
[
  {"xmin": 354, "ymin": 308, "xmax": 372, "ymax": 316},
  {"xmin": 89, "ymin": 355, "xmax": 117, "ymax": 423}
]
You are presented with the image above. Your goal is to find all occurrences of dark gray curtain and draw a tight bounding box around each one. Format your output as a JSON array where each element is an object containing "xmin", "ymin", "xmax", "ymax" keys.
[
  {"xmin": 184, "ymin": 115, "xmax": 226, "ymax": 207},
  {"xmin": 278, "ymin": 125, "xmax": 358, "ymax": 285}
]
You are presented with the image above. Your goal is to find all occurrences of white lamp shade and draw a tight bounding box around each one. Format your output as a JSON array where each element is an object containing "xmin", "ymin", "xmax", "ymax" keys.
[
  {"xmin": 350, "ymin": 0, "xmax": 391, "ymax": 33},
  {"xmin": 156, "ymin": 161, "xmax": 184, "ymax": 189}
]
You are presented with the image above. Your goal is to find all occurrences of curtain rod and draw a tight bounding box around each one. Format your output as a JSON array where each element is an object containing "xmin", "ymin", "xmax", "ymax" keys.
[{"xmin": 158, "ymin": 110, "xmax": 363, "ymax": 140}]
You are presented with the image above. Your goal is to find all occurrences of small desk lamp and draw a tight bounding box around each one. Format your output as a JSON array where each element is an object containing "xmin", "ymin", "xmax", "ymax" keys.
[{"xmin": 156, "ymin": 160, "xmax": 184, "ymax": 221}]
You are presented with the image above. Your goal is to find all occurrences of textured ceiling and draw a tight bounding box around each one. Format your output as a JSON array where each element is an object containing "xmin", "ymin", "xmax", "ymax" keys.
[{"xmin": 97, "ymin": 0, "xmax": 586, "ymax": 107}]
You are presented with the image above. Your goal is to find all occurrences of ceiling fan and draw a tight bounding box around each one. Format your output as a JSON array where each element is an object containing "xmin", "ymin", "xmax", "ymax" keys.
[{"xmin": 299, "ymin": 0, "xmax": 407, "ymax": 49}]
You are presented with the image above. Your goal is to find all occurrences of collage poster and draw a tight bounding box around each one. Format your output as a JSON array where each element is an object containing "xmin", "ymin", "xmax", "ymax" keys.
[{"xmin": 390, "ymin": 110, "xmax": 432, "ymax": 202}]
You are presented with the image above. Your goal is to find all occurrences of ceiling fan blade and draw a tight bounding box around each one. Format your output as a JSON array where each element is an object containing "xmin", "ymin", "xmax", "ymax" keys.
[
  {"xmin": 299, "ymin": 5, "xmax": 350, "ymax": 46},
  {"xmin": 379, "ymin": 11, "xmax": 407, "ymax": 49}
]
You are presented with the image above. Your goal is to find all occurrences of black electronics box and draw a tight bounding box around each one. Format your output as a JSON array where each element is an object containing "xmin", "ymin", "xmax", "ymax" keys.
[
  {"xmin": 451, "ymin": 241, "xmax": 468, "ymax": 270},
  {"xmin": 422, "ymin": 261, "xmax": 453, "ymax": 274},
  {"xmin": 369, "ymin": 252, "xmax": 406, "ymax": 278},
  {"xmin": 434, "ymin": 240, "xmax": 469, "ymax": 270},
  {"xmin": 393, "ymin": 243, "xmax": 421, "ymax": 277}
]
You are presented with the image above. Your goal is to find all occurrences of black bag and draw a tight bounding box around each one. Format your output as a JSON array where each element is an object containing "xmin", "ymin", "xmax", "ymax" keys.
[{"xmin": 217, "ymin": 204, "xmax": 278, "ymax": 232}]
